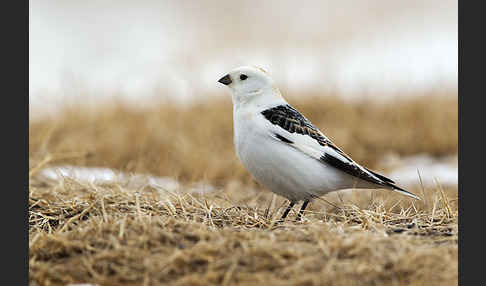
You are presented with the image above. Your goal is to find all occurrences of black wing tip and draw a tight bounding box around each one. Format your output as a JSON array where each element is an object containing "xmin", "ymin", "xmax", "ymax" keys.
[
  {"xmin": 366, "ymin": 168, "xmax": 421, "ymax": 200},
  {"xmin": 322, "ymin": 154, "xmax": 421, "ymax": 200},
  {"xmin": 364, "ymin": 167, "xmax": 395, "ymax": 184},
  {"xmin": 388, "ymin": 183, "xmax": 421, "ymax": 200}
]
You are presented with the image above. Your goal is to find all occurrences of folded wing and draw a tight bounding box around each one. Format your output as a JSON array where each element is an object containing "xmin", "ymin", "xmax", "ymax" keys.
[{"xmin": 262, "ymin": 104, "xmax": 420, "ymax": 200}]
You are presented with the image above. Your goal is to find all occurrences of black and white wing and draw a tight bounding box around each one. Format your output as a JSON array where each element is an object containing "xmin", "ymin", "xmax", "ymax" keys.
[{"xmin": 261, "ymin": 104, "xmax": 419, "ymax": 200}]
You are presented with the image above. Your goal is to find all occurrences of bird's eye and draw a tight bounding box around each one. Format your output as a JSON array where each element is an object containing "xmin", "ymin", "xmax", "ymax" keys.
[{"xmin": 240, "ymin": 74, "xmax": 248, "ymax": 80}]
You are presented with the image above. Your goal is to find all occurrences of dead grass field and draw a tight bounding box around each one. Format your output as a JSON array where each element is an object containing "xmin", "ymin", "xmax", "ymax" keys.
[{"xmin": 29, "ymin": 92, "xmax": 458, "ymax": 286}]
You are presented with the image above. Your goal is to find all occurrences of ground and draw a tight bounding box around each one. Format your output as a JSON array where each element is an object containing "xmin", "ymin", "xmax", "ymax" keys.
[{"xmin": 29, "ymin": 92, "xmax": 458, "ymax": 286}]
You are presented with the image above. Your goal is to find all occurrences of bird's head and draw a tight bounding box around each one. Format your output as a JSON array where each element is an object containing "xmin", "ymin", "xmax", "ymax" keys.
[{"xmin": 218, "ymin": 66, "xmax": 283, "ymax": 106}]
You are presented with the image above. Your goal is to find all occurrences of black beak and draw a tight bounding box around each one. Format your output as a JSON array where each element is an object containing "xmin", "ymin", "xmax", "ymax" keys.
[{"xmin": 218, "ymin": 74, "xmax": 232, "ymax": 85}]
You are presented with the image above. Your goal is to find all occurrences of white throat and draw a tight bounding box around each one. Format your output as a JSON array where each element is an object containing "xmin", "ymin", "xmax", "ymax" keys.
[{"xmin": 231, "ymin": 86, "xmax": 287, "ymax": 110}]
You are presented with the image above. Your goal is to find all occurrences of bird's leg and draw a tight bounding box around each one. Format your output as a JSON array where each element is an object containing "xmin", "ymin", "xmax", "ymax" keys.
[
  {"xmin": 278, "ymin": 201, "xmax": 295, "ymax": 222},
  {"xmin": 295, "ymin": 200, "xmax": 310, "ymax": 221}
]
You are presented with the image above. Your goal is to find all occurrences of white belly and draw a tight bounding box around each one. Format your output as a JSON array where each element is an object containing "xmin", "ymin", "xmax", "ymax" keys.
[{"xmin": 233, "ymin": 109, "xmax": 363, "ymax": 202}]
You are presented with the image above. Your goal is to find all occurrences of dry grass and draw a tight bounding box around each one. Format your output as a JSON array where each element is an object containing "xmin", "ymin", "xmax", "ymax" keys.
[{"xmin": 29, "ymin": 92, "xmax": 458, "ymax": 286}]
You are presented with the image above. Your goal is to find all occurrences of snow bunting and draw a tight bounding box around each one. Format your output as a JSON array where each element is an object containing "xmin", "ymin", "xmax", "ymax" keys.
[{"xmin": 218, "ymin": 66, "xmax": 420, "ymax": 221}]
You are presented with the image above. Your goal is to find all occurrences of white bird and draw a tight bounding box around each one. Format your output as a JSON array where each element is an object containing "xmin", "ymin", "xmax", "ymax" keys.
[{"xmin": 218, "ymin": 66, "xmax": 420, "ymax": 221}]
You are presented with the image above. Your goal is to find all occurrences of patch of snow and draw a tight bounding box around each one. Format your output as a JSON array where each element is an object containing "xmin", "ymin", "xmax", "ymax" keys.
[
  {"xmin": 380, "ymin": 154, "xmax": 457, "ymax": 188},
  {"xmin": 41, "ymin": 166, "xmax": 120, "ymax": 183},
  {"xmin": 39, "ymin": 165, "xmax": 215, "ymax": 194}
]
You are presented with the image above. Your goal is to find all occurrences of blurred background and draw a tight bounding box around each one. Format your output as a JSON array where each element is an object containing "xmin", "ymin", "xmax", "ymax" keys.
[{"xmin": 29, "ymin": 0, "xmax": 457, "ymax": 110}]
